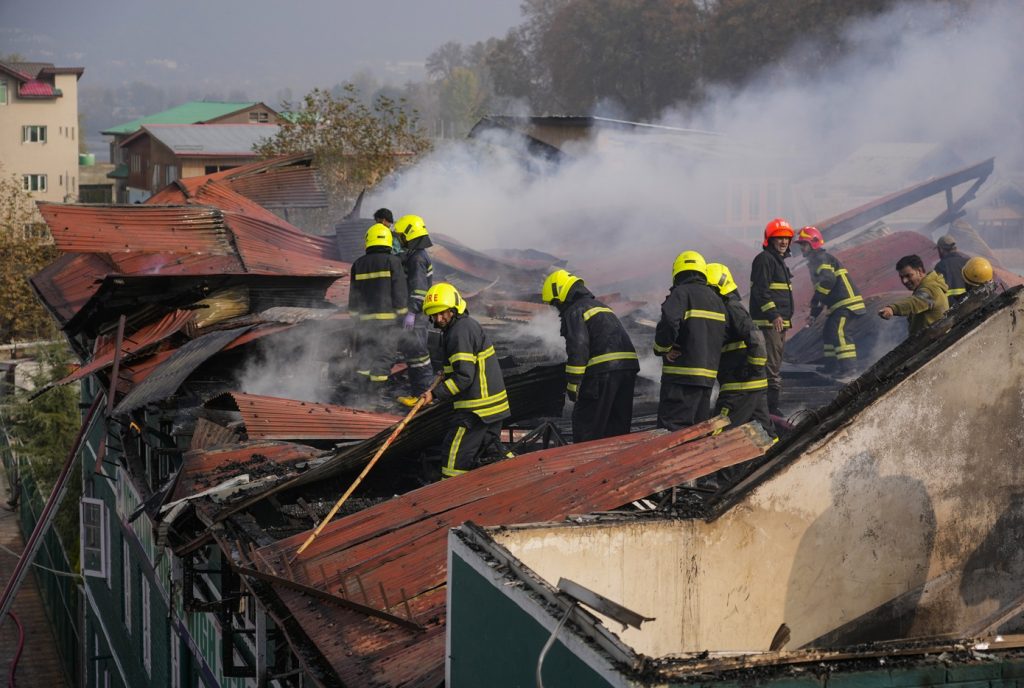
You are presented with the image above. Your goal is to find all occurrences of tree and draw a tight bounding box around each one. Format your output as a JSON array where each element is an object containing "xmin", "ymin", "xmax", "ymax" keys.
[
  {"xmin": 0, "ymin": 166, "xmax": 59, "ymax": 343},
  {"xmin": 439, "ymin": 67, "xmax": 488, "ymax": 137},
  {"xmin": 426, "ymin": 41, "xmax": 466, "ymax": 81},
  {"xmin": 254, "ymin": 85, "xmax": 432, "ymax": 213}
]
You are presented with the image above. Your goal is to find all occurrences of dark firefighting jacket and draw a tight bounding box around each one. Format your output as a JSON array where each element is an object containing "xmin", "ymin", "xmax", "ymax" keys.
[
  {"xmin": 433, "ymin": 313, "xmax": 511, "ymax": 422},
  {"xmin": 934, "ymin": 251, "xmax": 969, "ymax": 302},
  {"xmin": 718, "ymin": 291, "xmax": 768, "ymax": 393},
  {"xmin": 402, "ymin": 236, "xmax": 434, "ymax": 314},
  {"xmin": 348, "ymin": 247, "xmax": 408, "ymax": 321},
  {"xmin": 806, "ymin": 249, "xmax": 865, "ymax": 317},
  {"xmin": 750, "ymin": 247, "xmax": 794, "ymax": 329},
  {"xmin": 654, "ymin": 273, "xmax": 727, "ymax": 388},
  {"xmin": 557, "ymin": 282, "xmax": 639, "ymax": 396}
]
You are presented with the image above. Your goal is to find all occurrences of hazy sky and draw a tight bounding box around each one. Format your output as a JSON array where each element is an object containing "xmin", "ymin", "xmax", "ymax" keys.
[{"xmin": 0, "ymin": 0, "xmax": 524, "ymax": 96}]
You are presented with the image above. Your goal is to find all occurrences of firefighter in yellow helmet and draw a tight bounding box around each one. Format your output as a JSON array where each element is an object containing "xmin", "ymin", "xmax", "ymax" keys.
[
  {"xmin": 541, "ymin": 269, "xmax": 639, "ymax": 442},
  {"xmin": 960, "ymin": 256, "xmax": 1003, "ymax": 303},
  {"xmin": 705, "ymin": 263, "xmax": 776, "ymax": 440},
  {"xmin": 420, "ymin": 283, "xmax": 511, "ymax": 479},
  {"xmin": 750, "ymin": 218, "xmax": 794, "ymax": 415},
  {"xmin": 347, "ymin": 223, "xmax": 408, "ymax": 406},
  {"xmin": 653, "ymin": 250, "xmax": 726, "ymax": 430},
  {"xmin": 392, "ymin": 214, "xmax": 435, "ymax": 395}
]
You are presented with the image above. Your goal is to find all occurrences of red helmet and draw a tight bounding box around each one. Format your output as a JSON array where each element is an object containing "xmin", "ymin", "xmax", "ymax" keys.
[
  {"xmin": 762, "ymin": 218, "xmax": 794, "ymax": 248},
  {"xmin": 795, "ymin": 225, "xmax": 825, "ymax": 250}
]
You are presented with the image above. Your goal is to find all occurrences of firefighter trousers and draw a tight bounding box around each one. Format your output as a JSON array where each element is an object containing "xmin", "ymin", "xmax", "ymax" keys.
[
  {"xmin": 657, "ymin": 383, "xmax": 713, "ymax": 432},
  {"xmin": 398, "ymin": 324, "xmax": 434, "ymax": 395},
  {"xmin": 714, "ymin": 390, "xmax": 777, "ymax": 440},
  {"xmin": 823, "ymin": 308, "xmax": 859, "ymax": 364},
  {"xmin": 572, "ymin": 369, "xmax": 637, "ymax": 443},
  {"xmin": 355, "ymin": 322, "xmax": 398, "ymax": 387},
  {"xmin": 440, "ymin": 411, "xmax": 503, "ymax": 479}
]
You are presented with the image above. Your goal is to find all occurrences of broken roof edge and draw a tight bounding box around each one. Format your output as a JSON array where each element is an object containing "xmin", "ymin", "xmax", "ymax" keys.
[
  {"xmin": 708, "ymin": 285, "xmax": 1023, "ymax": 520},
  {"xmin": 454, "ymin": 519, "xmax": 1024, "ymax": 686}
]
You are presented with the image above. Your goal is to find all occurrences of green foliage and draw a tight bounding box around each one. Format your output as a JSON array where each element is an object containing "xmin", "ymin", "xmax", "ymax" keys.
[
  {"xmin": 5, "ymin": 344, "xmax": 82, "ymax": 570},
  {"xmin": 0, "ymin": 165, "xmax": 59, "ymax": 343},
  {"xmin": 439, "ymin": 68, "xmax": 488, "ymax": 137},
  {"xmin": 254, "ymin": 85, "xmax": 432, "ymax": 212}
]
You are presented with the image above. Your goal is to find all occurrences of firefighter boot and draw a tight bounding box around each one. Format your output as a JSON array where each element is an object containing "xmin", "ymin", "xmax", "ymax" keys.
[
  {"xmin": 834, "ymin": 358, "xmax": 858, "ymax": 382},
  {"xmin": 767, "ymin": 386, "xmax": 782, "ymax": 417}
]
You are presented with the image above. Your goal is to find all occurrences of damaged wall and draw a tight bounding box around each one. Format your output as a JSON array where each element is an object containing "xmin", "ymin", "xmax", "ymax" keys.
[{"xmin": 494, "ymin": 292, "xmax": 1024, "ymax": 656}]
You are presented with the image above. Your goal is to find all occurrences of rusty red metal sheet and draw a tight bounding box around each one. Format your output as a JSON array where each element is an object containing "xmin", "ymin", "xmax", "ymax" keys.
[
  {"xmin": 30, "ymin": 252, "xmax": 116, "ymax": 325},
  {"xmin": 254, "ymin": 419, "xmax": 771, "ymax": 687},
  {"xmin": 210, "ymin": 392, "xmax": 402, "ymax": 441},
  {"xmin": 39, "ymin": 203, "xmax": 235, "ymax": 255},
  {"xmin": 225, "ymin": 214, "xmax": 349, "ymax": 275},
  {"xmin": 172, "ymin": 440, "xmax": 324, "ymax": 501},
  {"xmin": 226, "ymin": 166, "xmax": 326, "ymax": 209},
  {"xmin": 55, "ymin": 310, "xmax": 194, "ymax": 386},
  {"xmin": 108, "ymin": 251, "xmax": 244, "ymax": 276}
]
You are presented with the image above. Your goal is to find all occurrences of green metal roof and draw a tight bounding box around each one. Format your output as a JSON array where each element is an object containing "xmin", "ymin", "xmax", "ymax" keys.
[
  {"xmin": 106, "ymin": 163, "xmax": 128, "ymax": 179},
  {"xmin": 102, "ymin": 101, "xmax": 258, "ymax": 135}
]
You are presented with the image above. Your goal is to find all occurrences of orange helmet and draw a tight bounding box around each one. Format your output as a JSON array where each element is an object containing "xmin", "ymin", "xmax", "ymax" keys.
[
  {"xmin": 795, "ymin": 226, "xmax": 825, "ymax": 250},
  {"xmin": 762, "ymin": 218, "xmax": 794, "ymax": 248}
]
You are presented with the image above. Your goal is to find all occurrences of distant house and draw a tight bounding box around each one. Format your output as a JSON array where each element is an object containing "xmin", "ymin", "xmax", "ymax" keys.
[
  {"xmin": 118, "ymin": 123, "xmax": 280, "ymax": 200},
  {"xmin": 102, "ymin": 101, "xmax": 280, "ymax": 202},
  {"xmin": 0, "ymin": 60, "xmax": 85, "ymax": 204}
]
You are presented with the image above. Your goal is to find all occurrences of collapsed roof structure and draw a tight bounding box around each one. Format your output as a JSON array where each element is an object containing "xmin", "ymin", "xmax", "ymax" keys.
[{"xmin": 14, "ymin": 146, "xmax": 1023, "ymax": 687}]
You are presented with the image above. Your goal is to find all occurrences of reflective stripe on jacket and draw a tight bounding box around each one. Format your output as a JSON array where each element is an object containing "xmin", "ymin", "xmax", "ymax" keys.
[
  {"xmin": 558, "ymin": 283, "xmax": 639, "ymax": 395},
  {"xmin": 654, "ymin": 274, "xmax": 727, "ymax": 387},
  {"xmin": 433, "ymin": 314, "xmax": 511, "ymax": 421},
  {"xmin": 348, "ymin": 248, "xmax": 408, "ymax": 321},
  {"xmin": 749, "ymin": 247, "xmax": 794, "ymax": 328},
  {"xmin": 807, "ymin": 249, "xmax": 865, "ymax": 317},
  {"xmin": 718, "ymin": 291, "xmax": 768, "ymax": 392},
  {"xmin": 933, "ymin": 251, "xmax": 969, "ymax": 302}
]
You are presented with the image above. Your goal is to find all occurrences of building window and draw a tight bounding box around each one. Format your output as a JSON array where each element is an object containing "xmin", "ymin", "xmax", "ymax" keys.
[
  {"xmin": 122, "ymin": 538, "xmax": 132, "ymax": 633},
  {"xmin": 22, "ymin": 174, "xmax": 47, "ymax": 192},
  {"xmin": 151, "ymin": 163, "xmax": 161, "ymax": 189},
  {"xmin": 22, "ymin": 125, "xmax": 47, "ymax": 143},
  {"xmin": 141, "ymin": 577, "xmax": 152, "ymax": 674},
  {"xmin": 249, "ymin": 111, "xmax": 269, "ymax": 123},
  {"xmin": 131, "ymin": 154, "xmax": 140, "ymax": 173},
  {"xmin": 80, "ymin": 498, "xmax": 109, "ymax": 578},
  {"xmin": 166, "ymin": 165, "xmax": 179, "ymax": 184},
  {"xmin": 0, "ymin": 80, "xmax": 7, "ymax": 104}
]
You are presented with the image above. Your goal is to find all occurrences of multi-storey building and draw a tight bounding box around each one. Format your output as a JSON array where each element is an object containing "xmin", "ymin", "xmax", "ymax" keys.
[{"xmin": 0, "ymin": 61, "xmax": 84, "ymax": 204}]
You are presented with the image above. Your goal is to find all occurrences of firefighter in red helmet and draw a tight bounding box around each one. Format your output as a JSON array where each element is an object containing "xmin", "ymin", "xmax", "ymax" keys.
[{"xmin": 749, "ymin": 218, "xmax": 794, "ymax": 416}]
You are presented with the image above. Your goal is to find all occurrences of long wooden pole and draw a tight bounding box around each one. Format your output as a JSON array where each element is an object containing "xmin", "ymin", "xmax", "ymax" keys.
[{"xmin": 294, "ymin": 375, "xmax": 442, "ymax": 557}]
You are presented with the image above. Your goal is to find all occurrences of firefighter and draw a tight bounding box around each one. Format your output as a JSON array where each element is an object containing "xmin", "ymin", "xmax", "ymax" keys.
[
  {"xmin": 654, "ymin": 251, "xmax": 726, "ymax": 431},
  {"xmin": 961, "ymin": 256, "xmax": 1002, "ymax": 301},
  {"xmin": 794, "ymin": 226, "xmax": 866, "ymax": 378},
  {"xmin": 541, "ymin": 269, "xmax": 639, "ymax": 443},
  {"xmin": 750, "ymin": 218, "xmax": 794, "ymax": 416},
  {"xmin": 933, "ymin": 235, "xmax": 970, "ymax": 306},
  {"xmin": 347, "ymin": 223, "xmax": 408, "ymax": 404},
  {"xmin": 392, "ymin": 214, "xmax": 435, "ymax": 396},
  {"xmin": 420, "ymin": 282, "xmax": 511, "ymax": 479},
  {"xmin": 877, "ymin": 254, "xmax": 949, "ymax": 337},
  {"xmin": 705, "ymin": 263, "xmax": 776, "ymax": 440}
]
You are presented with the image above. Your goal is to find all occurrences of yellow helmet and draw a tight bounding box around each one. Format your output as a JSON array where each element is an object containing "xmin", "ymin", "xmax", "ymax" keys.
[
  {"xmin": 541, "ymin": 269, "xmax": 581, "ymax": 304},
  {"xmin": 365, "ymin": 223, "xmax": 393, "ymax": 250},
  {"xmin": 962, "ymin": 256, "xmax": 993, "ymax": 287},
  {"xmin": 394, "ymin": 214, "xmax": 428, "ymax": 242},
  {"xmin": 672, "ymin": 250, "xmax": 707, "ymax": 279},
  {"xmin": 705, "ymin": 263, "xmax": 738, "ymax": 295},
  {"xmin": 423, "ymin": 282, "xmax": 467, "ymax": 316}
]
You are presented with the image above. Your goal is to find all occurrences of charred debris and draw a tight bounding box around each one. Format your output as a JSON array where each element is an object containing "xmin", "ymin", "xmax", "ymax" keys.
[{"xmin": 25, "ymin": 152, "xmax": 1024, "ymax": 686}]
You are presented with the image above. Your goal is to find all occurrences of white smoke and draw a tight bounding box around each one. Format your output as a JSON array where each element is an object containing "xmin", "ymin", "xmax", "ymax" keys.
[{"xmin": 370, "ymin": 0, "xmax": 1024, "ymax": 295}]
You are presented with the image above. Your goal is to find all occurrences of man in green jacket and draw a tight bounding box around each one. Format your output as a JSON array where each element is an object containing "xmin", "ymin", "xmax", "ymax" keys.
[{"xmin": 877, "ymin": 254, "xmax": 949, "ymax": 337}]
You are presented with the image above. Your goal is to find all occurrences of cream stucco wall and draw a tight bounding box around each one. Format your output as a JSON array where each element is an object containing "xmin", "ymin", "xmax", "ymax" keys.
[
  {"xmin": 496, "ymin": 293, "xmax": 1024, "ymax": 658},
  {"xmin": 0, "ymin": 72, "xmax": 81, "ymax": 204}
]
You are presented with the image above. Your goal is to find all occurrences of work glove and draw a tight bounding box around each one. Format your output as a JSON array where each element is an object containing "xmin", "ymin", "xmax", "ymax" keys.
[{"xmin": 403, "ymin": 312, "xmax": 416, "ymax": 330}]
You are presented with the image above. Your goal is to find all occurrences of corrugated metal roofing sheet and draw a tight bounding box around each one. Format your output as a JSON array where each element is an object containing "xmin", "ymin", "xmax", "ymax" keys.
[
  {"xmin": 54, "ymin": 310, "xmax": 194, "ymax": 386},
  {"xmin": 206, "ymin": 392, "xmax": 402, "ymax": 441},
  {"xmin": 227, "ymin": 166, "xmax": 326, "ymax": 209},
  {"xmin": 139, "ymin": 124, "xmax": 279, "ymax": 156},
  {"xmin": 102, "ymin": 101, "xmax": 258, "ymax": 135},
  {"xmin": 173, "ymin": 440, "xmax": 324, "ymax": 501},
  {"xmin": 113, "ymin": 326, "xmax": 252, "ymax": 415},
  {"xmin": 19, "ymin": 79, "xmax": 55, "ymax": 97},
  {"xmin": 253, "ymin": 419, "xmax": 772, "ymax": 688},
  {"xmin": 29, "ymin": 252, "xmax": 116, "ymax": 325}
]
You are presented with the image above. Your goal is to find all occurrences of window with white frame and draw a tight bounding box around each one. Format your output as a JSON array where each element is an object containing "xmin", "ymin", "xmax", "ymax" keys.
[
  {"xmin": 22, "ymin": 174, "xmax": 46, "ymax": 193},
  {"xmin": 80, "ymin": 498, "xmax": 109, "ymax": 578},
  {"xmin": 141, "ymin": 577, "xmax": 151, "ymax": 674},
  {"xmin": 122, "ymin": 538, "xmax": 132, "ymax": 632},
  {"xmin": 151, "ymin": 163, "xmax": 160, "ymax": 189},
  {"xmin": 131, "ymin": 154, "xmax": 140, "ymax": 173},
  {"xmin": 249, "ymin": 111, "xmax": 269, "ymax": 123},
  {"xmin": 166, "ymin": 165, "xmax": 179, "ymax": 184},
  {"xmin": 22, "ymin": 125, "xmax": 47, "ymax": 143}
]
